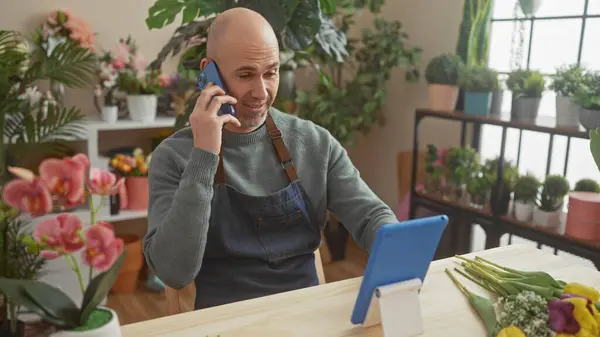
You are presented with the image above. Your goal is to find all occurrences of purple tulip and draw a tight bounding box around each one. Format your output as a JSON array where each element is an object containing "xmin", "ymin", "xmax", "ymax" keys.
[{"xmin": 548, "ymin": 299, "xmax": 580, "ymax": 334}]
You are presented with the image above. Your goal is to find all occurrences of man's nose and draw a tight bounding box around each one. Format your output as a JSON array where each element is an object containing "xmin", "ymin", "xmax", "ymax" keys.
[{"xmin": 251, "ymin": 79, "xmax": 268, "ymax": 100}]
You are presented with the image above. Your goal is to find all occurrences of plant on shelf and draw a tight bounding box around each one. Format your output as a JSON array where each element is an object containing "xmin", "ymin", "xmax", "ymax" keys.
[
  {"xmin": 550, "ymin": 64, "xmax": 590, "ymax": 127},
  {"xmin": 0, "ymin": 29, "xmax": 97, "ymax": 185},
  {"xmin": 534, "ymin": 174, "xmax": 570, "ymax": 229},
  {"xmin": 111, "ymin": 148, "xmax": 152, "ymax": 211},
  {"xmin": 483, "ymin": 158, "xmax": 519, "ymax": 216},
  {"xmin": 467, "ymin": 168, "xmax": 495, "ymax": 209},
  {"xmin": 425, "ymin": 53, "xmax": 464, "ymax": 111},
  {"xmin": 506, "ymin": 69, "xmax": 546, "ymax": 121},
  {"xmin": 573, "ymin": 178, "xmax": 600, "ymax": 193},
  {"xmin": 424, "ymin": 144, "xmax": 449, "ymax": 195},
  {"xmin": 0, "ymin": 203, "xmax": 46, "ymax": 336},
  {"xmin": 0, "ymin": 153, "xmax": 126, "ymax": 335},
  {"xmin": 513, "ymin": 173, "xmax": 541, "ymax": 222},
  {"xmin": 573, "ymin": 71, "xmax": 600, "ymax": 131},
  {"xmin": 444, "ymin": 146, "xmax": 480, "ymax": 203},
  {"xmin": 457, "ymin": 64, "xmax": 499, "ymax": 116}
]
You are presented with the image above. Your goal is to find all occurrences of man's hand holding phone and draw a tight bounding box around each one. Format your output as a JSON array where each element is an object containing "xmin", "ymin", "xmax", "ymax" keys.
[{"xmin": 190, "ymin": 82, "xmax": 240, "ymax": 154}]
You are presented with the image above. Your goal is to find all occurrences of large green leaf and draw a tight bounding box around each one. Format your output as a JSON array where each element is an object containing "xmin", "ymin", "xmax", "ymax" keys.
[
  {"xmin": 79, "ymin": 252, "xmax": 126, "ymax": 325},
  {"xmin": 145, "ymin": 0, "xmax": 224, "ymax": 29},
  {"xmin": 314, "ymin": 15, "xmax": 348, "ymax": 63},
  {"xmin": 281, "ymin": 0, "xmax": 322, "ymax": 50},
  {"xmin": 241, "ymin": 0, "xmax": 290, "ymax": 33},
  {"xmin": 22, "ymin": 279, "xmax": 80, "ymax": 327},
  {"xmin": 590, "ymin": 128, "xmax": 600, "ymax": 172},
  {"xmin": 0, "ymin": 277, "xmax": 68, "ymax": 327}
]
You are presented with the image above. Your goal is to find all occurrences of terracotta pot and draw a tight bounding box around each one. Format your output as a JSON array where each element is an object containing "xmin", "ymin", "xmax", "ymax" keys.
[
  {"xmin": 111, "ymin": 234, "xmax": 143, "ymax": 294},
  {"xmin": 565, "ymin": 192, "xmax": 600, "ymax": 241},
  {"xmin": 427, "ymin": 84, "xmax": 459, "ymax": 111},
  {"xmin": 125, "ymin": 177, "xmax": 148, "ymax": 210}
]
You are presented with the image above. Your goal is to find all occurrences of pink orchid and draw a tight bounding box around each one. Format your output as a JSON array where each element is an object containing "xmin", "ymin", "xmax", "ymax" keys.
[
  {"xmin": 33, "ymin": 213, "xmax": 85, "ymax": 259},
  {"xmin": 114, "ymin": 42, "xmax": 130, "ymax": 64},
  {"xmin": 86, "ymin": 168, "xmax": 124, "ymax": 195},
  {"xmin": 158, "ymin": 73, "xmax": 172, "ymax": 88},
  {"xmin": 2, "ymin": 178, "xmax": 53, "ymax": 216},
  {"xmin": 39, "ymin": 156, "xmax": 87, "ymax": 207},
  {"xmin": 132, "ymin": 53, "xmax": 147, "ymax": 72},
  {"xmin": 83, "ymin": 221, "xmax": 124, "ymax": 272}
]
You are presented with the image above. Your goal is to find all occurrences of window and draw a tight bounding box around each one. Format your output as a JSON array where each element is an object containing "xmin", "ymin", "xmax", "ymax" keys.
[{"xmin": 474, "ymin": 0, "xmax": 600, "ymax": 267}]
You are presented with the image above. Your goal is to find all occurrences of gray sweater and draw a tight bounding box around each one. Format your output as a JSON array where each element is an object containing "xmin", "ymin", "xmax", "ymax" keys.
[{"xmin": 143, "ymin": 108, "xmax": 398, "ymax": 289}]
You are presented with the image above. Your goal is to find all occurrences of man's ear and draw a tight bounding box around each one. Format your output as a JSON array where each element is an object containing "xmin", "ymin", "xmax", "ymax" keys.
[{"xmin": 199, "ymin": 58, "xmax": 210, "ymax": 71}]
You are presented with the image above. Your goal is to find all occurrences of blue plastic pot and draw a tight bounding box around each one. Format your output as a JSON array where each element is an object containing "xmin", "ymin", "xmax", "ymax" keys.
[{"xmin": 464, "ymin": 91, "xmax": 492, "ymax": 116}]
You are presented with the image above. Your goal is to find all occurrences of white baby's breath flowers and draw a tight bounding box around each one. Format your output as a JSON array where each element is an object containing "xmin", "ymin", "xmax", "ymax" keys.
[{"xmin": 496, "ymin": 291, "xmax": 554, "ymax": 337}]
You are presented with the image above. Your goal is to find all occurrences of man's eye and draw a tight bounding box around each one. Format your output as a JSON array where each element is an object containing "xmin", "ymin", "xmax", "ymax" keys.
[{"xmin": 238, "ymin": 74, "xmax": 251, "ymax": 78}]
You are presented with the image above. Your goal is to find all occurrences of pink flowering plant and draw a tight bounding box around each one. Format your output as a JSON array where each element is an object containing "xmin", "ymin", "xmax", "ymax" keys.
[
  {"xmin": 37, "ymin": 9, "xmax": 96, "ymax": 51},
  {"xmin": 0, "ymin": 154, "xmax": 127, "ymax": 330}
]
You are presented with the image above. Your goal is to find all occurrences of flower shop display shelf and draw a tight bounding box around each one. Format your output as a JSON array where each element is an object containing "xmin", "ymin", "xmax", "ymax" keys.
[{"xmin": 408, "ymin": 109, "xmax": 597, "ymax": 266}]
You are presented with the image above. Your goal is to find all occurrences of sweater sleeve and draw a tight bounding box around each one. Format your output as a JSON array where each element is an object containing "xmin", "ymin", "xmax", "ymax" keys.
[
  {"xmin": 325, "ymin": 135, "xmax": 398, "ymax": 252},
  {"xmin": 142, "ymin": 145, "xmax": 219, "ymax": 289}
]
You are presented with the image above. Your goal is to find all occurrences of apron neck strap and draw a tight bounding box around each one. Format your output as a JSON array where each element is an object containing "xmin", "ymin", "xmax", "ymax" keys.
[{"xmin": 214, "ymin": 112, "xmax": 298, "ymax": 184}]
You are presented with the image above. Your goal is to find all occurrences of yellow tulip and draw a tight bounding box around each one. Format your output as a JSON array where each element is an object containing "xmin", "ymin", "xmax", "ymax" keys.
[
  {"xmin": 564, "ymin": 283, "xmax": 600, "ymax": 303},
  {"xmin": 496, "ymin": 326, "xmax": 526, "ymax": 337},
  {"xmin": 562, "ymin": 297, "xmax": 599, "ymax": 337}
]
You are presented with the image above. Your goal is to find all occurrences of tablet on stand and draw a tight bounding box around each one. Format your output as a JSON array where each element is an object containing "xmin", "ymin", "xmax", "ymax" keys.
[{"xmin": 350, "ymin": 215, "xmax": 449, "ymax": 337}]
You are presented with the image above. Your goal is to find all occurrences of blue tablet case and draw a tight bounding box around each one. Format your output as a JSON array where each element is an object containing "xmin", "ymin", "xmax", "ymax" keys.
[{"xmin": 350, "ymin": 215, "xmax": 449, "ymax": 325}]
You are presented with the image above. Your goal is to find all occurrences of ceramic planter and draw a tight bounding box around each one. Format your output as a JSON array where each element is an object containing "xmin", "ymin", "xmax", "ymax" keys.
[
  {"xmin": 532, "ymin": 207, "xmax": 561, "ymax": 229},
  {"xmin": 511, "ymin": 97, "xmax": 541, "ymax": 121},
  {"xmin": 427, "ymin": 84, "xmax": 459, "ymax": 111},
  {"xmin": 101, "ymin": 106, "xmax": 118, "ymax": 123},
  {"xmin": 126, "ymin": 95, "xmax": 157, "ymax": 123},
  {"xmin": 49, "ymin": 307, "xmax": 121, "ymax": 337},
  {"xmin": 490, "ymin": 91, "xmax": 504, "ymax": 116},
  {"xmin": 514, "ymin": 200, "xmax": 534, "ymax": 222},
  {"xmin": 125, "ymin": 176, "xmax": 148, "ymax": 210},
  {"xmin": 578, "ymin": 107, "xmax": 600, "ymax": 131},
  {"xmin": 464, "ymin": 92, "xmax": 492, "ymax": 116},
  {"xmin": 565, "ymin": 192, "xmax": 600, "ymax": 241},
  {"xmin": 555, "ymin": 95, "xmax": 580, "ymax": 127}
]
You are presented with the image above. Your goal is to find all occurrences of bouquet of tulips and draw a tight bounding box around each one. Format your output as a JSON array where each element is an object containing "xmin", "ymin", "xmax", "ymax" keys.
[
  {"xmin": 446, "ymin": 256, "xmax": 600, "ymax": 337},
  {"xmin": 0, "ymin": 153, "xmax": 126, "ymax": 331}
]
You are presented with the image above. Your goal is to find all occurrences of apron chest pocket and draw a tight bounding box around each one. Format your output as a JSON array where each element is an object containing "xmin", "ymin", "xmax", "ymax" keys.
[{"xmin": 257, "ymin": 209, "xmax": 318, "ymax": 262}]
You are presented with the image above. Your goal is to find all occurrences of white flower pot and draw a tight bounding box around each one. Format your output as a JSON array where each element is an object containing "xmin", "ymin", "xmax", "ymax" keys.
[
  {"xmin": 532, "ymin": 207, "xmax": 561, "ymax": 229},
  {"xmin": 49, "ymin": 307, "xmax": 121, "ymax": 337},
  {"xmin": 555, "ymin": 95, "xmax": 580, "ymax": 127},
  {"xmin": 101, "ymin": 106, "xmax": 118, "ymax": 123},
  {"xmin": 514, "ymin": 200, "xmax": 534, "ymax": 222},
  {"xmin": 126, "ymin": 95, "xmax": 157, "ymax": 123}
]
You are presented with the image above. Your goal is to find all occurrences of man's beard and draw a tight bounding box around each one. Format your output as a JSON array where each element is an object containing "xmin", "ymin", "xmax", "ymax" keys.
[{"xmin": 236, "ymin": 95, "xmax": 272, "ymax": 129}]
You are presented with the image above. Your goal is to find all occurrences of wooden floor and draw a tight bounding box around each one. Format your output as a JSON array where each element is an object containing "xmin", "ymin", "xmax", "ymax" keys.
[{"xmin": 106, "ymin": 241, "xmax": 368, "ymax": 325}]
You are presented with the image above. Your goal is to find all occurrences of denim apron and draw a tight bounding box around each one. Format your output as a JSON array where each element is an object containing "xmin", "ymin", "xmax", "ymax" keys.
[{"xmin": 193, "ymin": 112, "xmax": 322, "ymax": 310}]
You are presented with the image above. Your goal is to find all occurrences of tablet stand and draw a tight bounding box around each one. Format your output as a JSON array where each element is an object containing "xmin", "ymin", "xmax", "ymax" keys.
[{"xmin": 362, "ymin": 278, "xmax": 424, "ymax": 337}]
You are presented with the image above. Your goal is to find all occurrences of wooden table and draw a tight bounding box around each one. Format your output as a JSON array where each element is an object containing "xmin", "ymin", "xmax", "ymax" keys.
[{"xmin": 120, "ymin": 245, "xmax": 600, "ymax": 336}]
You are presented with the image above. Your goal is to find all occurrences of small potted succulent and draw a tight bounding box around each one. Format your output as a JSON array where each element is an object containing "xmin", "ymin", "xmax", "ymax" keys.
[
  {"xmin": 425, "ymin": 53, "xmax": 464, "ymax": 111},
  {"xmin": 573, "ymin": 178, "xmax": 600, "ymax": 193},
  {"xmin": 549, "ymin": 64, "xmax": 589, "ymax": 127},
  {"xmin": 534, "ymin": 174, "xmax": 570, "ymax": 229},
  {"xmin": 458, "ymin": 65, "xmax": 499, "ymax": 116},
  {"xmin": 467, "ymin": 169, "xmax": 494, "ymax": 209},
  {"xmin": 513, "ymin": 173, "xmax": 541, "ymax": 222},
  {"xmin": 573, "ymin": 71, "xmax": 600, "ymax": 131},
  {"xmin": 444, "ymin": 146, "xmax": 480, "ymax": 203},
  {"xmin": 506, "ymin": 69, "xmax": 546, "ymax": 121}
]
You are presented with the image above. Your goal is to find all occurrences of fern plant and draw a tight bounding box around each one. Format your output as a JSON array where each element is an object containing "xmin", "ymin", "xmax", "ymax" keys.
[{"xmin": 0, "ymin": 30, "xmax": 97, "ymax": 183}]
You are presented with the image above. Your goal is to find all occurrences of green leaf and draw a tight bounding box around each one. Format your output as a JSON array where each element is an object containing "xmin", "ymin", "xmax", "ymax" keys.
[
  {"xmin": 590, "ymin": 128, "xmax": 600, "ymax": 172},
  {"xmin": 314, "ymin": 16, "xmax": 349, "ymax": 63},
  {"xmin": 241, "ymin": 0, "xmax": 290, "ymax": 33},
  {"xmin": 281, "ymin": 0, "xmax": 322, "ymax": 50},
  {"xmin": 319, "ymin": 0, "xmax": 336, "ymax": 15},
  {"xmin": 146, "ymin": 0, "xmax": 221, "ymax": 29},
  {"xmin": 22, "ymin": 279, "xmax": 81, "ymax": 327},
  {"xmin": 79, "ymin": 252, "xmax": 126, "ymax": 325},
  {"xmin": 0, "ymin": 277, "xmax": 69, "ymax": 327}
]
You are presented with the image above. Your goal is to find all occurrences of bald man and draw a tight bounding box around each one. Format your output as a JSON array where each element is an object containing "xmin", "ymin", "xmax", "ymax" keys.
[{"xmin": 143, "ymin": 8, "xmax": 398, "ymax": 310}]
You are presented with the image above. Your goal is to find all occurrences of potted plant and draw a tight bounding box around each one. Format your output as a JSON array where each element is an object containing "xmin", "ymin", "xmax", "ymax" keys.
[
  {"xmin": 458, "ymin": 65, "xmax": 499, "ymax": 116},
  {"xmin": 111, "ymin": 148, "xmax": 151, "ymax": 211},
  {"xmin": 506, "ymin": 69, "xmax": 546, "ymax": 121},
  {"xmin": 0, "ymin": 204, "xmax": 46, "ymax": 337},
  {"xmin": 549, "ymin": 64, "xmax": 588, "ymax": 127},
  {"xmin": 93, "ymin": 47, "xmax": 126, "ymax": 123},
  {"xmin": 534, "ymin": 174, "xmax": 570, "ymax": 229},
  {"xmin": 513, "ymin": 173, "xmax": 541, "ymax": 222},
  {"xmin": 490, "ymin": 78, "xmax": 506, "ymax": 116},
  {"xmin": 425, "ymin": 53, "xmax": 464, "ymax": 111},
  {"xmin": 484, "ymin": 158, "xmax": 519, "ymax": 216},
  {"xmin": 467, "ymin": 168, "xmax": 494, "ymax": 209},
  {"xmin": 444, "ymin": 146, "xmax": 480, "ymax": 203},
  {"xmin": 573, "ymin": 71, "xmax": 600, "ymax": 131},
  {"xmin": 573, "ymin": 178, "xmax": 600, "ymax": 192},
  {"xmin": 424, "ymin": 144, "xmax": 449, "ymax": 196},
  {"xmin": 0, "ymin": 153, "xmax": 126, "ymax": 336}
]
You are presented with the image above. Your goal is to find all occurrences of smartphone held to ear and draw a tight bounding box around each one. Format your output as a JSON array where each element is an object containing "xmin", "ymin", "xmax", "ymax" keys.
[{"xmin": 197, "ymin": 61, "xmax": 236, "ymax": 116}]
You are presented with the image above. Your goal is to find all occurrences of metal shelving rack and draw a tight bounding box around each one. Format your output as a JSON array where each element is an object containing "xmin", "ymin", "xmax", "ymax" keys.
[{"xmin": 407, "ymin": 108, "xmax": 600, "ymax": 268}]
